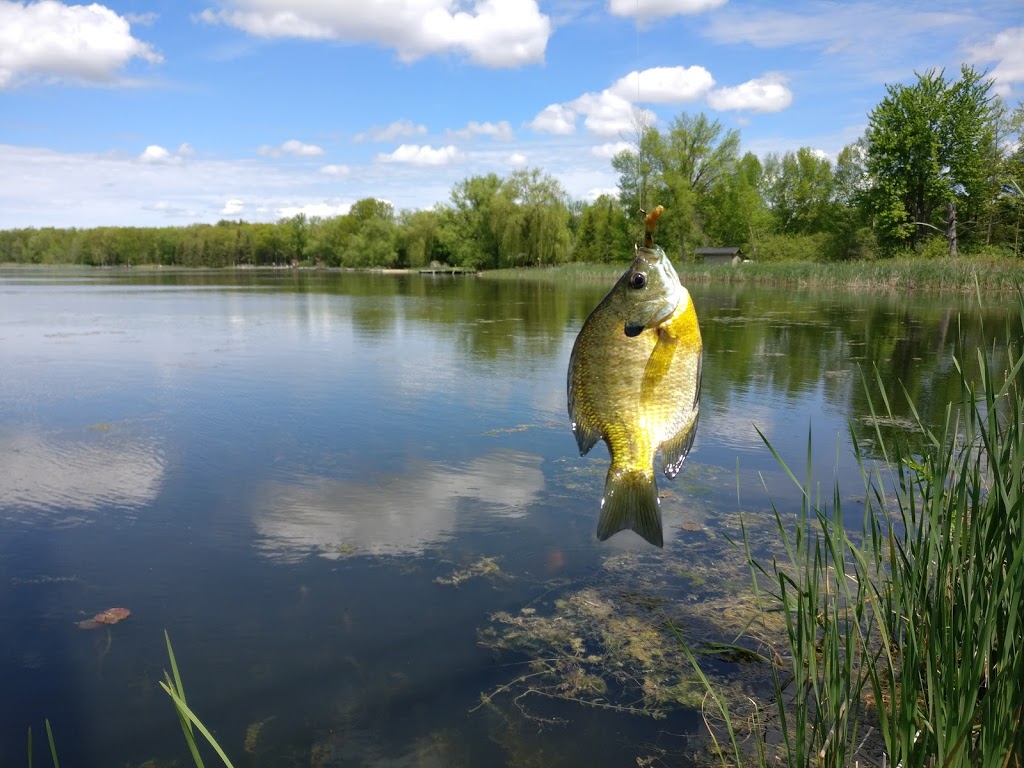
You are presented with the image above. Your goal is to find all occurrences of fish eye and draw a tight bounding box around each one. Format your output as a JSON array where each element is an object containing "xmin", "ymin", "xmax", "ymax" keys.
[{"xmin": 629, "ymin": 272, "xmax": 647, "ymax": 289}]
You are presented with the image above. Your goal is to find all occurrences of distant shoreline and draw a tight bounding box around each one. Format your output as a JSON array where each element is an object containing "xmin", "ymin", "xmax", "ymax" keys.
[{"xmin": 4, "ymin": 258, "xmax": 1023, "ymax": 293}]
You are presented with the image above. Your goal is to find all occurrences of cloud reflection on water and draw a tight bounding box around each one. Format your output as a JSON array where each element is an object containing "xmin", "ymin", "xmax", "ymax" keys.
[
  {"xmin": 253, "ymin": 449, "xmax": 545, "ymax": 561},
  {"xmin": 0, "ymin": 430, "xmax": 165, "ymax": 521}
]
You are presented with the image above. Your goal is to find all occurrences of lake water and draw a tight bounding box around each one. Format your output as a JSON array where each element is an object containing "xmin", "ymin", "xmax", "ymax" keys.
[{"xmin": 0, "ymin": 267, "xmax": 1017, "ymax": 766}]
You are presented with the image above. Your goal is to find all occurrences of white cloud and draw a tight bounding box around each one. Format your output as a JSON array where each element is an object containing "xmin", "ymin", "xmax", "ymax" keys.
[
  {"xmin": 353, "ymin": 119, "xmax": 427, "ymax": 143},
  {"xmin": 222, "ymin": 199, "xmax": 244, "ymax": 215},
  {"xmin": 139, "ymin": 145, "xmax": 181, "ymax": 164},
  {"xmin": 967, "ymin": 26, "xmax": 1024, "ymax": 95},
  {"xmin": 378, "ymin": 144, "xmax": 460, "ymax": 166},
  {"xmin": 591, "ymin": 141, "xmax": 633, "ymax": 158},
  {"xmin": 585, "ymin": 186, "xmax": 620, "ymax": 201},
  {"xmin": 529, "ymin": 103, "xmax": 577, "ymax": 134},
  {"xmin": 571, "ymin": 91, "xmax": 654, "ymax": 137},
  {"xmin": 257, "ymin": 139, "xmax": 324, "ymax": 157},
  {"xmin": 124, "ymin": 11, "xmax": 158, "ymax": 26},
  {"xmin": 447, "ymin": 120, "xmax": 514, "ymax": 141},
  {"xmin": 320, "ymin": 164, "xmax": 350, "ymax": 176},
  {"xmin": 277, "ymin": 201, "xmax": 352, "ymax": 219},
  {"xmin": 177, "ymin": 142, "xmax": 195, "ymax": 156},
  {"xmin": 708, "ymin": 73, "xmax": 793, "ymax": 113},
  {"xmin": 199, "ymin": 0, "xmax": 551, "ymax": 67},
  {"xmin": 703, "ymin": 4, "xmax": 970, "ymax": 51},
  {"xmin": 608, "ymin": 0, "xmax": 726, "ymax": 21},
  {"xmin": 0, "ymin": 139, "xmax": 627, "ymax": 230},
  {"xmin": 0, "ymin": 1, "xmax": 161, "ymax": 89},
  {"xmin": 610, "ymin": 66, "xmax": 715, "ymax": 103}
]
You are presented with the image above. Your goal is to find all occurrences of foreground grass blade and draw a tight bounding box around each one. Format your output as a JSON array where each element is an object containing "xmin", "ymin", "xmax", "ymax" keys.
[
  {"xmin": 162, "ymin": 631, "xmax": 235, "ymax": 768},
  {"xmin": 44, "ymin": 721, "xmax": 59, "ymax": 768}
]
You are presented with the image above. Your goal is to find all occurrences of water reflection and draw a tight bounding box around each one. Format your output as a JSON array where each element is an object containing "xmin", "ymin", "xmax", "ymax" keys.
[
  {"xmin": 2, "ymin": 268, "xmax": 1022, "ymax": 767},
  {"xmin": 253, "ymin": 450, "xmax": 545, "ymax": 561},
  {"xmin": 0, "ymin": 430, "xmax": 164, "ymax": 520}
]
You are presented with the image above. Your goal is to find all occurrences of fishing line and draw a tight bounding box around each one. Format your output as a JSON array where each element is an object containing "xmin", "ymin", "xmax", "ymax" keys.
[{"xmin": 635, "ymin": 0, "xmax": 645, "ymax": 218}]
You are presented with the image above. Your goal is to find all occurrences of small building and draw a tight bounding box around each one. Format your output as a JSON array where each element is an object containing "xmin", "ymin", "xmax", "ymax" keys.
[{"xmin": 694, "ymin": 247, "xmax": 742, "ymax": 266}]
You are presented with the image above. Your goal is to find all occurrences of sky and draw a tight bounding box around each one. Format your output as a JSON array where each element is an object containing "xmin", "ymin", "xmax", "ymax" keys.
[{"xmin": 1, "ymin": 0, "xmax": 1022, "ymax": 229}]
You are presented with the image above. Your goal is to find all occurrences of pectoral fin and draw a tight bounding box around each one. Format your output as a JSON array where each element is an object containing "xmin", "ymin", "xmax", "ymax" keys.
[
  {"xmin": 571, "ymin": 418, "xmax": 601, "ymax": 456},
  {"xmin": 660, "ymin": 350, "xmax": 702, "ymax": 478},
  {"xmin": 640, "ymin": 328, "xmax": 678, "ymax": 406},
  {"xmin": 661, "ymin": 409, "xmax": 699, "ymax": 479}
]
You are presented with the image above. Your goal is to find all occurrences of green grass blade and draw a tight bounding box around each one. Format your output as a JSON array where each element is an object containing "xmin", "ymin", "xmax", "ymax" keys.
[
  {"xmin": 44, "ymin": 720, "xmax": 58, "ymax": 768},
  {"xmin": 159, "ymin": 681, "xmax": 235, "ymax": 768}
]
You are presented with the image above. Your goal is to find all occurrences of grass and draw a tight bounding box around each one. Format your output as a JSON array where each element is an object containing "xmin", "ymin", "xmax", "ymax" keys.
[
  {"xmin": 686, "ymin": 292, "xmax": 1024, "ymax": 765},
  {"xmin": 482, "ymin": 257, "xmax": 1024, "ymax": 293},
  {"xmin": 27, "ymin": 632, "xmax": 236, "ymax": 768}
]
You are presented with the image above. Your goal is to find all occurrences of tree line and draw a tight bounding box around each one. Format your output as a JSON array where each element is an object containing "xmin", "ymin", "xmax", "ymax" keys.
[{"xmin": 2, "ymin": 66, "xmax": 1021, "ymax": 269}]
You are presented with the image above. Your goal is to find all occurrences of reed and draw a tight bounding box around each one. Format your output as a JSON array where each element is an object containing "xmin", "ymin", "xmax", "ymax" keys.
[
  {"xmin": 484, "ymin": 258, "xmax": 1024, "ymax": 293},
  {"xmin": 687, "ymin": 292, "xmax": 1024, "ymax": 765},
  {"xmin": 26, "ymin": 634, "xmax": 236, "ymax": 768}
]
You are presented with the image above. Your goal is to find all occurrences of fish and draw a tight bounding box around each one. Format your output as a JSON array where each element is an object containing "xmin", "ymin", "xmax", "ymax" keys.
[{"xmin": 567, "ymin": 206, "xmax": 702, "ymax": 547}]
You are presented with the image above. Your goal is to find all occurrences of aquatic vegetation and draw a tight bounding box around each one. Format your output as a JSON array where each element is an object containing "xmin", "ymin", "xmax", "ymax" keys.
[
  {"xmin": 435, "ymin": 556, "xmax": 506, "ymax": 586},
  {"xmin": 484, "ymin": 258, "xmax": 1024, "ymax": 294},
  {"xmin": 242, "ymin": 715, "xmax": 275, "ymax": 755},
  {"xmin": 686, "ymin": 295, "xmax": 1024, "ymax": 766},
  {"xmin": 160, "ymin": 632, "xmax": 236, "ymax": 768},
  {"xmin": 476, "ymin": 531, "xmax": 789, "ymax": 729}
]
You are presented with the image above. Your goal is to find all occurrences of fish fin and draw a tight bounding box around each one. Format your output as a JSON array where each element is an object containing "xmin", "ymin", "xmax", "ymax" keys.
[
  {"xmin": 572, "ymin": 421, "xmax": 601, "ymax": 455},
  {"xmin": 640, "ymin": 328, "xmax": 678, "ymax": 406},
  {"xmin": 597, "ymin": 469, "xmax": 663, "ymax": 547},
  {"xmin": 661, "ymin": 408, "xmax": 699, "ymax": 479},
  {"xmin": 660, "ymin": 350, "xmax": 702, "ymax": 478}
]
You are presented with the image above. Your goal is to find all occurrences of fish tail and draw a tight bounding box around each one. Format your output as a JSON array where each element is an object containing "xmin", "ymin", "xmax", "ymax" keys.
[{"xmin": 597, "ymin": 468, "xmax": 663, "ymax": 547}]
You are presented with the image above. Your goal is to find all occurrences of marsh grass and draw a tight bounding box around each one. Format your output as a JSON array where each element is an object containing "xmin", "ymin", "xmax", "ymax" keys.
[
  {"xmin": 26, "ymin": 719, "xmax": 60, "ymax": 768},
  {"xmin": 688, "ymin": 294, "xmax": 1024, "ymax": 766},
  {"xmin": 160, "ymin": 631, "xmax": 236, "ymax": 768},
  {"xmin": 27, "ymin": 634, "xmax": 236, "ymax": 768},
  {"xmin": 483, "ymin": 258, "xmax": 1024, "ymax": 293}
]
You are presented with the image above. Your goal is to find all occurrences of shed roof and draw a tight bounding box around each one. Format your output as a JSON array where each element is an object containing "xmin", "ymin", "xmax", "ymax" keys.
[{"xmin": 694, "ymin": 247, "xmax": 740, "ymax": 255}]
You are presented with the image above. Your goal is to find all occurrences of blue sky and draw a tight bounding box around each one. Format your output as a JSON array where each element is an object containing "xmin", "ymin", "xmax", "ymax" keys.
[{"xmin": 1, "ymin": 0, "xmax": 1022, "ymax": 228}]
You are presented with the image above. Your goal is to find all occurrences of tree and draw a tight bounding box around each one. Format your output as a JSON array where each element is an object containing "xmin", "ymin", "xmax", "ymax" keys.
[
  {"xmin": 491, "ymin": 168, "xmax": 573, "ymax": 266},
  {"xmin": 574, "ymin": 195, "xmax": 632, "ymax": 262},
  {"xmin": 613, "ymin": 112, "xmax": 740, "ymax": 260},
  {"xmin": 864, "ymin": 66, "xmax": 999, "ymax": 255},
  {"xmin": 704, "ymin": 151, "xmax": 771, "ymax": 252},
  {"xmin": 762, "ymin": 148, "xmax": 837, "ymax": 235},
  {"xmin": 445, "ymin": 174, "xmax": 503, "ymax": 268}
]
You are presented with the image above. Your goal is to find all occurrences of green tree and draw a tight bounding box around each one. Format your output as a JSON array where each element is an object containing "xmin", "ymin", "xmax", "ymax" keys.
[
  {"xmin": 491, "ymin": 168, "xmax": 572, "ymax": 266},
  {"xmin": 864, "ymin": 66, "xmax": 999, "ymax": 255},
  {"xmin": 281, "ymin": 214, "xmax": 308, "ymax": 262},
  {"xmin": 397, "ymin": 209, "xmax": 442, "ymax": 268},
  {"xmin": 444, "ymin": 174, "xmax": 503, "ymax": 268},
  {"xmin": 701, "ymin": 151, "xmax": 770, "ymax": 252},
  {"xmin": 762, "ymin": 148, "xmax": 837, "ymax": 235},
  {"xmin": 574, "ymin": 195, "xmax": 632, "ymax": 262},
  {"xmin": 613, "ymin": 112, "xmax": 740, "ymax": 261}
]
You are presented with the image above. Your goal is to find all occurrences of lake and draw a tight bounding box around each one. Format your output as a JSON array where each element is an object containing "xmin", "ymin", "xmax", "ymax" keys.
[{"xmin": 0, "ymin": 267, "xmax": 1017, "ymax": 767}]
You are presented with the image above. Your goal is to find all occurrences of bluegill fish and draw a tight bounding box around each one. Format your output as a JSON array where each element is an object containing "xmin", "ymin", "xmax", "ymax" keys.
[{"xmin": 567, "ymin": 207, "xmax": 702, "ymax": 547}]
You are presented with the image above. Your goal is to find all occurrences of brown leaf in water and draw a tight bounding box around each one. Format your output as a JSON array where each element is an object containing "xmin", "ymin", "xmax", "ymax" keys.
[{"xmin": 94, "ymin": 607, "xmax": 130, "ymax": 625}]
